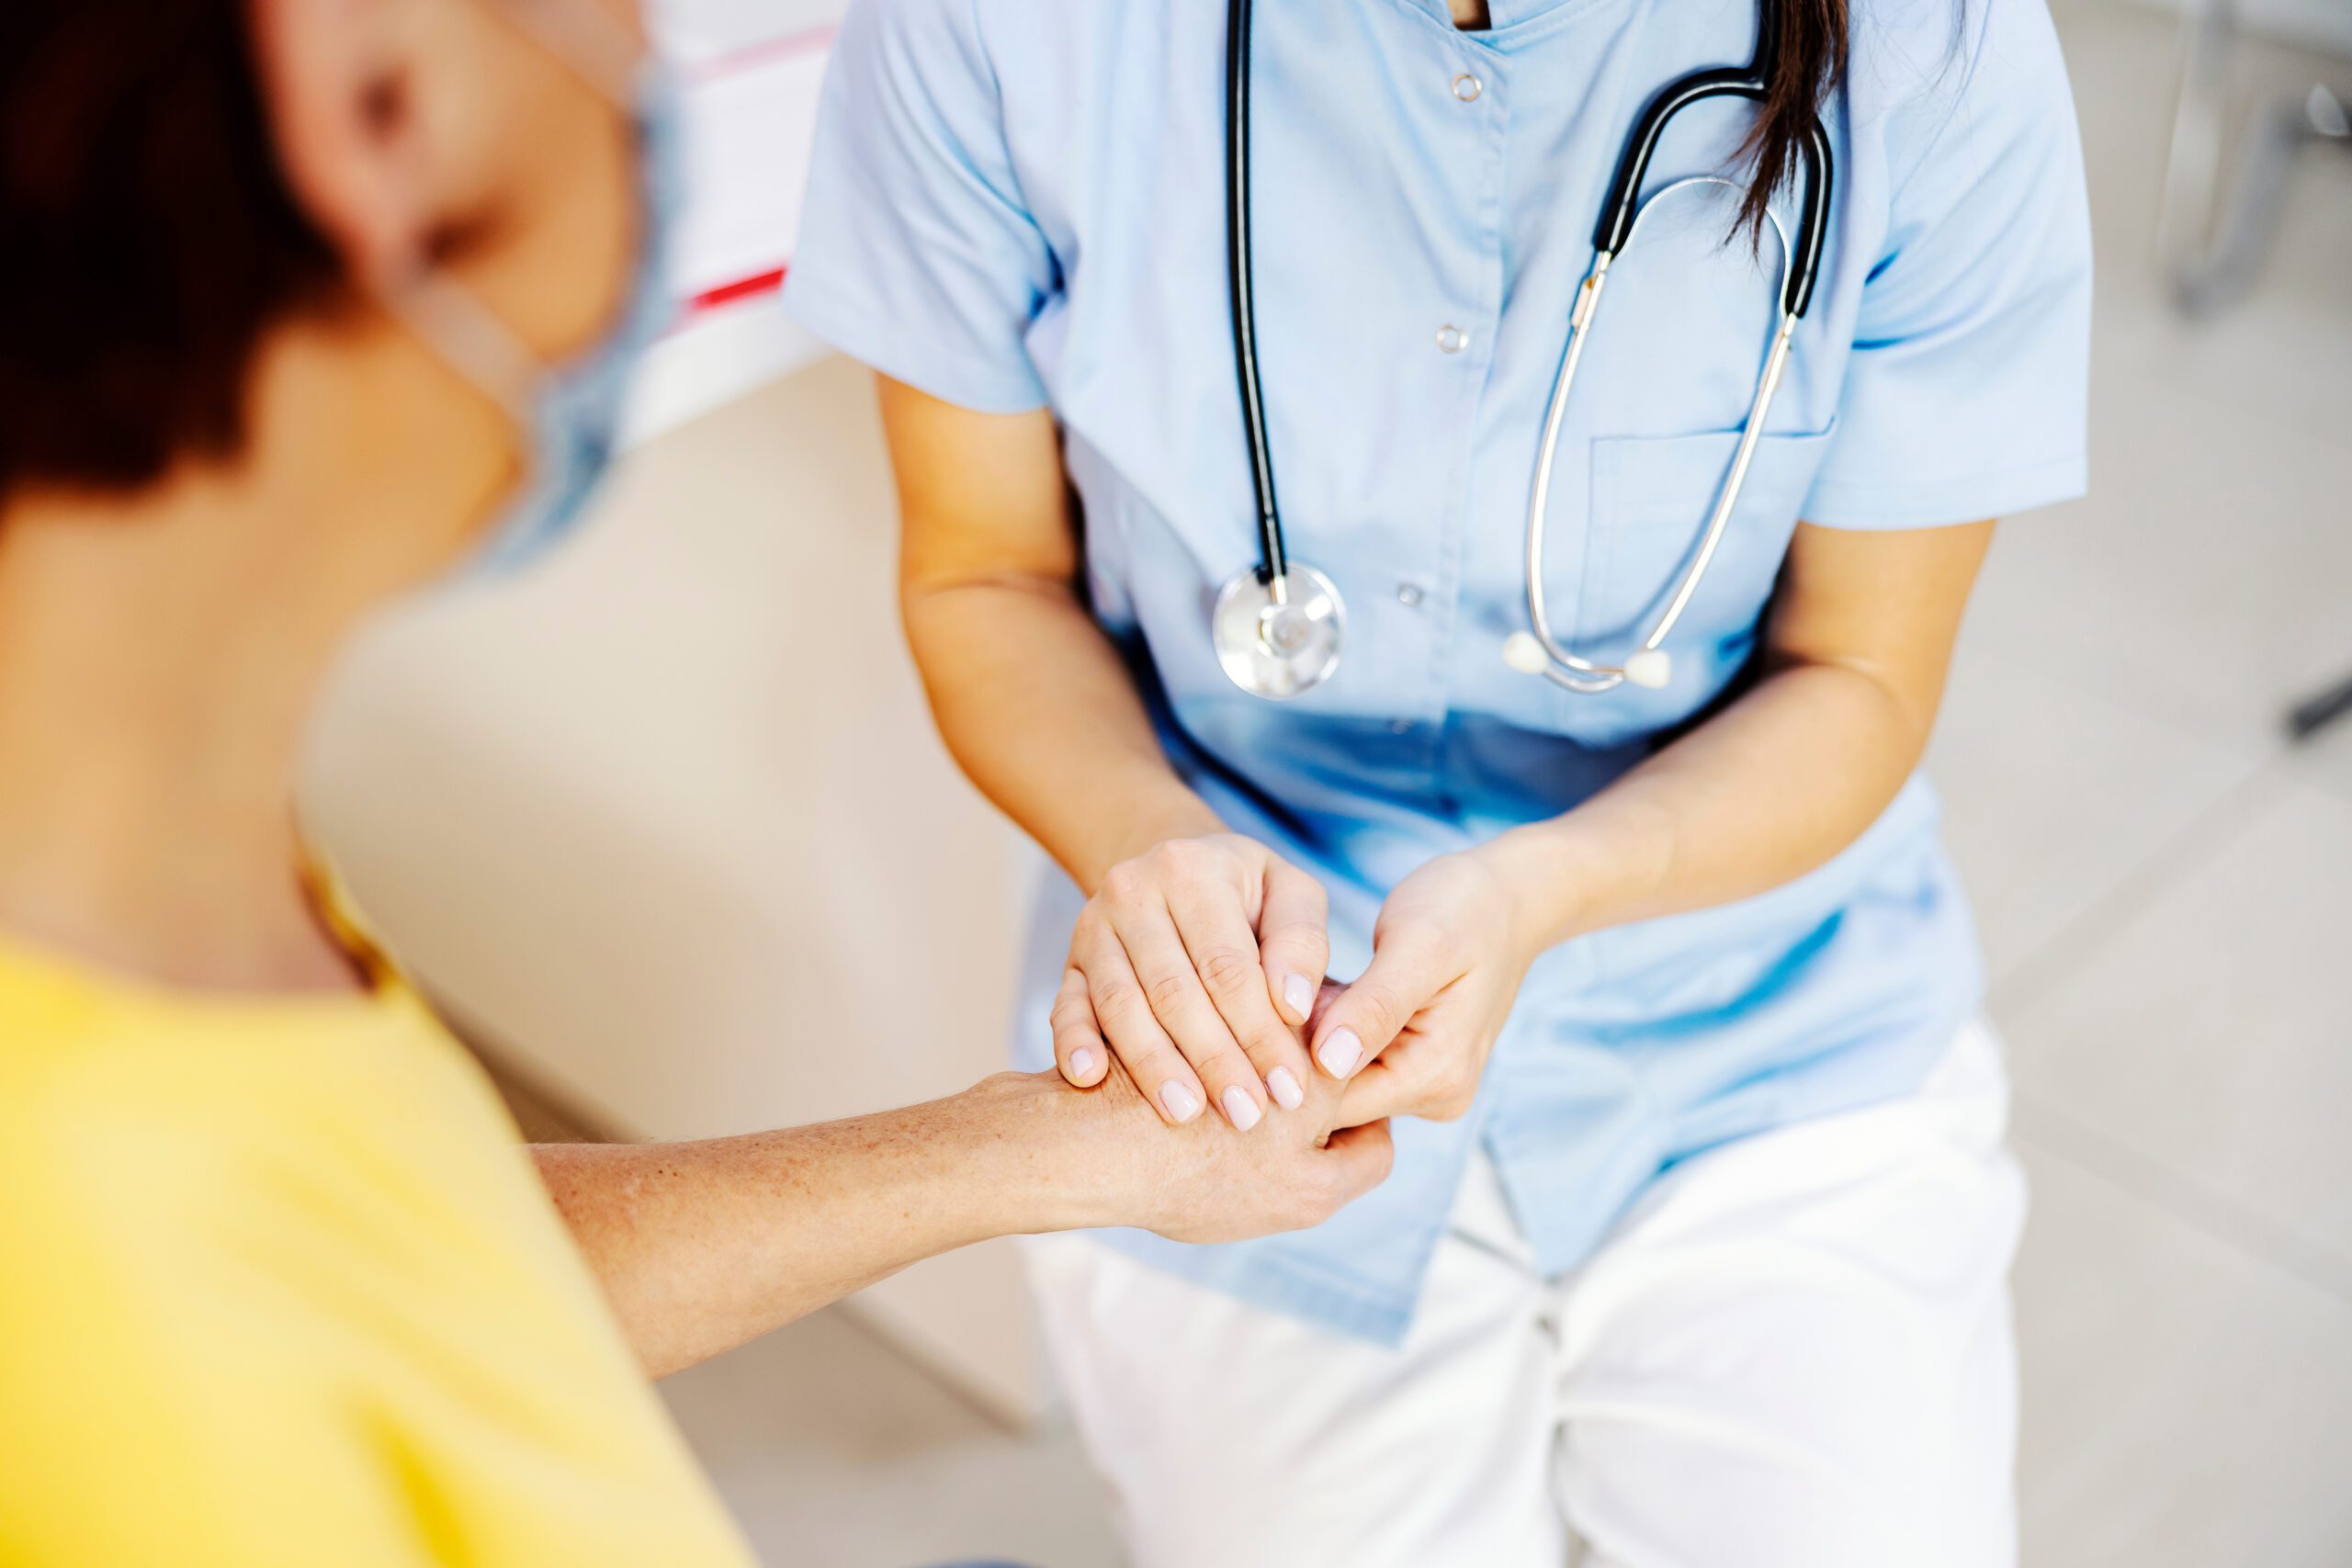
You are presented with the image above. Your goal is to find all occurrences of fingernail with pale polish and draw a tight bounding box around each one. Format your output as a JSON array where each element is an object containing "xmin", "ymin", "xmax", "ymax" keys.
[
  {"xmin": 1069, "ymin": 1047, "xmax": 1097, "ymax": 1081},
  {"xmin": 1317, "ymin": 1028, "xmax": 1363, "ymax": 1078},
  {"xmin": 1221, "ymin": 1085, "xmax": 1262, "ymax": 1131},
  {"xmin": 1159, "ymin": 1081, "xmax": 1203, "ymax": 1122},
  {"xmin": 1267, "ymin": 1066, "xmax": 1304, "ymax": 1111},
  {"xmin": 1283, "ymin": 973, "xmax": 1316, "ymax": 1019}
]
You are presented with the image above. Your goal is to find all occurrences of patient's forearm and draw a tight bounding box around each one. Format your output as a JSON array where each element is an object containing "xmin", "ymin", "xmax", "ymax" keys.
[{"xmin": 533, "ymin": 1074, "xmax": 1097, "ymax": 1380}]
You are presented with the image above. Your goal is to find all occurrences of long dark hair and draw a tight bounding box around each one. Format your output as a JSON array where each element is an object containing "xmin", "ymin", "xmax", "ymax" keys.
[{"xmin": 1737, "ymin": 0, "xmax": 1849, "ymax": 241}]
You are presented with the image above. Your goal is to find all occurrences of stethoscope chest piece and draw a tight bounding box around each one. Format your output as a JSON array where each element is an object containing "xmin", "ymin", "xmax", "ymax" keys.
[{"xmin": 1212, "ymin": 563, "xmax": 1346, "ymax": 700}]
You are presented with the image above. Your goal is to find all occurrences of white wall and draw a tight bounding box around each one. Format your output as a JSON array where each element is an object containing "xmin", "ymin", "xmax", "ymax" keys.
[
  {"xmin": 303, "ymin": 357, "xmax": 1045, "ymax": 1419},
  {"xmin": 2126, "ymin": 0, "xmax": 2352, "ymax": 54}
]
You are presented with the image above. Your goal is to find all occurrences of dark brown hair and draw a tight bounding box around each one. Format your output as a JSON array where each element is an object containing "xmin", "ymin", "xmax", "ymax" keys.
[
  {"xmin": 1738, "ymin": 0, "xmax": 1849, "ymax": 242},
  {"xmin": 0, "ymin": 0, "xmax": 340, "ymax": 502}
]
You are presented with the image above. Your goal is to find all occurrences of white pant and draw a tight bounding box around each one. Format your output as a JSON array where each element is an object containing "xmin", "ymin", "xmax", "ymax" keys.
[{"xmin": 1025, "ymin": 1021, "xmax": 2026, "ymax": 1568}]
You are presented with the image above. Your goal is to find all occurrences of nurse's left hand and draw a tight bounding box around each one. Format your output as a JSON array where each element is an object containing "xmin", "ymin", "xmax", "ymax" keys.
[{"xmin": 1311, "ymin": 850, "xmax": 1537, "ymax": 1123}]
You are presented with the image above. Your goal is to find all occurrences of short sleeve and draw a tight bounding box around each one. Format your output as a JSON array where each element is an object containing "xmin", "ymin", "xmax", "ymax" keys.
[
  {"xmin": 782, "ymin": 0, "xmax": 1056, "ymax": 412},
  {"xmin": 1804, "ymin": 0, "xmax": 2093, "ymax": 529}
]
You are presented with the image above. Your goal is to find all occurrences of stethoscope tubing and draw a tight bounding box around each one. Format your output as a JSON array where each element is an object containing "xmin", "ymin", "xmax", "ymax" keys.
[
  {"xmin": 1595, "ymin": 0, "xmax": 1834, "ymax": 318},
  {"xmin": 1225, "ymin": 0, "xmax": 1289, "ymax": 599},
  {"xmin": 1217, "ymin": 0, "xmax": 1834, "ymax": 697},
  {"xmin": 1519, "ymin": 186, "xmax": 1802, "ymax": 693}
]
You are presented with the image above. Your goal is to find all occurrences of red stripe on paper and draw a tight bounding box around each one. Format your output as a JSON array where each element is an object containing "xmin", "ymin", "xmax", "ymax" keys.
[
  {"xmin": 689, "ymin": 265, "xmax": 788, "ymax": 315},
  {"xmin": 682, "ymin": 25, "xmax": 835, "ymax": 84}
]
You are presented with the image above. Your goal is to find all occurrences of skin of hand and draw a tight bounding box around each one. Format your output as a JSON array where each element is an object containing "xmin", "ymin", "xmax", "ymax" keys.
[
  {"xmin": 1063, "ymin": 1039, "xmax": 1396, "ymax": 1245},
  {"xmin": 1308, "ymin": 849, "xmax": 1539, "ymax": 1124},
  {"xmin": 1051, "ymin": 834, "xmax": 1329, "ymax": 1134}
]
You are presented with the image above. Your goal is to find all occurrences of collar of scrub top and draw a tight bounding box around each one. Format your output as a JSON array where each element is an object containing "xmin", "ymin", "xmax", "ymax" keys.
[{"xmin": 1396, "ymin": 0, "xmax": 1590, "ymax": 26}]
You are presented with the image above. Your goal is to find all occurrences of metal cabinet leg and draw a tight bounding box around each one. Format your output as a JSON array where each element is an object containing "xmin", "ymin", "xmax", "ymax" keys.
[{"xmin": 2158, "ymin": 0, "xmax": 2350, "ymax": 317}]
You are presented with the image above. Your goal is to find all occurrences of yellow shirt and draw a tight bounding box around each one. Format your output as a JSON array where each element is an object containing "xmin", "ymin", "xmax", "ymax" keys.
[{"xmin": 0, "ymin": 941, "xmax": 753, "ymax": 1568}]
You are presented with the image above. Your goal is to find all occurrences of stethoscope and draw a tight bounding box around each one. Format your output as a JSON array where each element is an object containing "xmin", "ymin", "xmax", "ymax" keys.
[{"xmin": 1211, "ymin": 0, "xmax": 1833, "ymax": 702}]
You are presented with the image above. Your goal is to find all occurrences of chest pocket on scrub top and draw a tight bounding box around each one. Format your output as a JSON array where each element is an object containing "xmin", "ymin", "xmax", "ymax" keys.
[{"xmin": 1574, "ymin": 426, "xmax": 1834, "ymax": 726}]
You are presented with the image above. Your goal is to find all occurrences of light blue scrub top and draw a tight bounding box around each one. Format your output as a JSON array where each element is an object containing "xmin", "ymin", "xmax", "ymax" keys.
[{"xmin": 786, "ymin": 0, "xmax": 2092, "ymax": 1343}]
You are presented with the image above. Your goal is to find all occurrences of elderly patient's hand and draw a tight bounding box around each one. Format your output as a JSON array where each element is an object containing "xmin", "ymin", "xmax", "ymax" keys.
[{"xmin": 1039, "ymin": 970, "xmax": 1396, "ymax": 1245}]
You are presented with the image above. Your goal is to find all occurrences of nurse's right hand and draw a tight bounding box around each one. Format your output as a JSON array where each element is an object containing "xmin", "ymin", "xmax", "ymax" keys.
[{"xmin": 1054, "ymin": 834, "xmax": 1329, "ymax": 1134}]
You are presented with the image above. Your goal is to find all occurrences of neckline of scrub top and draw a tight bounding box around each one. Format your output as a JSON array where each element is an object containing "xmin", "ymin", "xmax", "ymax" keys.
[{"xmin": 1390, "ymin": 0, "xmax": 1610, "ymax": 39}]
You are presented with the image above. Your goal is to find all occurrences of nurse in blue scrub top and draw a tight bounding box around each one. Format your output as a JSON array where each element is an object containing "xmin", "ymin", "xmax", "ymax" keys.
[{"xmin": 786, "ymin": 0, "xmax": 2089, "ymax": 1561}]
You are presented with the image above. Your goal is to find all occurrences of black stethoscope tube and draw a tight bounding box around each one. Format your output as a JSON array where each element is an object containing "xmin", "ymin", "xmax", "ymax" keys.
[
  {"xmin": 1593, "ymin": 5, "xmax": 1833, "ymax": 319},
  {"xmin": 1226, "ymin": 0, "xmax": 1287, "ymax": 589}
]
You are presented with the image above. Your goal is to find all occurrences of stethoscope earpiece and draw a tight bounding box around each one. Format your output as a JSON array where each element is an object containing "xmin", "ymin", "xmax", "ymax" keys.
[
  {"xmin": 1501, "ymin": 633, "xmax": 1673, "ymax": 689},
  {"xmin": 1622, "ymin": 649, "xmax": 1674, "ymax": 690},
  {"xmin": 1502, "ymin": 632, "xmax": 1551, "ymax": 676}
]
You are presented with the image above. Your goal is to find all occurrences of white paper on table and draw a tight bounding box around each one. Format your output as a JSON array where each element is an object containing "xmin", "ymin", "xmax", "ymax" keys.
[
  {"xmin": 627, "ymin": 7, "xmax": 839, "ymax": 441},
  {"xmin": 670, "ymin": 30, "xmax": 831, "ymax": 309},
  {"xmin": 651, "ymin": 0, "xmax": 842, "ymax": 63}
]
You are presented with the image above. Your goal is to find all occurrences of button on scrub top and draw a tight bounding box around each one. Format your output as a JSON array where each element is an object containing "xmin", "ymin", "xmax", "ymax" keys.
[{"xmin": 786, "ymin": 0, "xmax": 2093, "ymax": 1343}]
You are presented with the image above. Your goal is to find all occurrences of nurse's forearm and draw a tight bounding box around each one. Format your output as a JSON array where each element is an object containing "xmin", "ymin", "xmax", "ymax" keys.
[
  {"xmin": 906, "ymin": 577, "xmax": 1222, "ymax": 889},
  {"xmin": 1481, "ymin": 661, "xmax": 1928, "ymax": 946},
  {"xmin": 532, "ymin": 1074, "xmax": 1103, "ymax": 1381},
  {"xmin": 1479, "ymin": 519, "xmax": 1994, "ymax": 950},
  {"xmin": 880, "ymin": 378, "xmax": 1219, "ymax": 890}
]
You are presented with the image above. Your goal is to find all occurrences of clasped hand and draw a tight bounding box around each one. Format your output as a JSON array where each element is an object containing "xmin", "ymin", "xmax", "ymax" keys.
[{"xmin": 1053, "ymin": 834, "xmax": 1538, "ymax": 1135}]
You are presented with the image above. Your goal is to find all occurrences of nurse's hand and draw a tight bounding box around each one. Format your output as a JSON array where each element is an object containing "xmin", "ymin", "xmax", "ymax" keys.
[
  {"xmin": 1055, "ymin": 835, "xmax": 1329, "ymax": 1134},
  {"xmin": 1313, "ymin": 850, "xmax": 1536, "ymax": 1123}
]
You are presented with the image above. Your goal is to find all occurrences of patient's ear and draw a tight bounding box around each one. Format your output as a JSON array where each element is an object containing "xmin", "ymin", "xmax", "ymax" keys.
[{"xmin": 245, "ymin": 0, "xmax": 483, "ymax": 289}]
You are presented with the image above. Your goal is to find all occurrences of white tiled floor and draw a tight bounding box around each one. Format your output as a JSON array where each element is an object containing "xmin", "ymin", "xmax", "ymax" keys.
[
  {"xmin": 659, "ymin": 1312, "xmax": 1118, "ymax": 1568},
  {"xmin": 660, "ymin": 3, "xmax": 2352, "ymax": 1562}
]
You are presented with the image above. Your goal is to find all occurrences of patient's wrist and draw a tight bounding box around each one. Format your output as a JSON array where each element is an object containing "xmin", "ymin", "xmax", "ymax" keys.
[{"xmin": 949, "ymin": 1071, "xmax": 1140, "ymax": 1235}]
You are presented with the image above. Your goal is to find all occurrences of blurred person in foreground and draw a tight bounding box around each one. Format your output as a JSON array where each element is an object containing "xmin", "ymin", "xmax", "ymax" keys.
[{"xmin": 0, "ymin": 2, "xmax": 1396, "ymax": 1562}]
